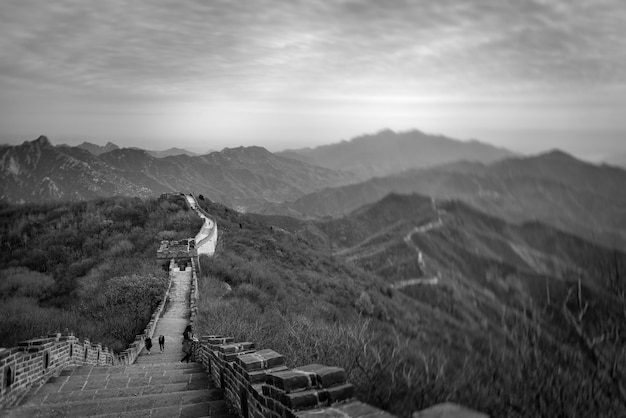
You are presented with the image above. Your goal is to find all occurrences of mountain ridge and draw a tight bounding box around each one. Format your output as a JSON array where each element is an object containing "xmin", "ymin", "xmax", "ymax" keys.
[
  {"xmin": 278, "ymin": 128, "xmax": 517, "ymax": 180},
  {"xmin": 0, "ymin": 136, "xmax": 354, "ymax": 208},
  {"xmin": 258, "ymin": 150, "xmax": 626, "ymax": 249}
]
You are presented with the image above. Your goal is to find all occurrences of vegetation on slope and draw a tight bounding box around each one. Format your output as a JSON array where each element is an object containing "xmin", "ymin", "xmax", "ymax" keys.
[
  {"xmin": 0, "ymin": 195, "xmax": 202, "ymax": 351},
  {"xmin": 195, "ymin": 195, "xmax": 626, "ymax": 417}
]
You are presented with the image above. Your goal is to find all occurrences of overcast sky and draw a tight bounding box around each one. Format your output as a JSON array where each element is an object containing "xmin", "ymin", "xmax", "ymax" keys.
[{"xmin": 0, "ymin": 0, "xmax": 624, "ymax": 160}]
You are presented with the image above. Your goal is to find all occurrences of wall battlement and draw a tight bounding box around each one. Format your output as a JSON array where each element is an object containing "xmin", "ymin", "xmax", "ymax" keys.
[{"xmin": 0, "ymin": 333, "xmax": 113, "ymax": 409}]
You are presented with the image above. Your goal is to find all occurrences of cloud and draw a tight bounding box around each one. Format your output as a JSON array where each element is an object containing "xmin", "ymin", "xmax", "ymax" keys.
[
  {"xmin": 1, "ymin": 0, "xmax": 624, "ymax": 103},
  {"xmin": 0, "ymin": 0, "xmax": 625, "ymax": 153}
]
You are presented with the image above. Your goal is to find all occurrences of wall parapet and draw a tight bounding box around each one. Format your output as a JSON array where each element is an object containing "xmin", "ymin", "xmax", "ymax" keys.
[{"xmin": 0, "ymin": 333, "xmax": 113, "ymax": 409}]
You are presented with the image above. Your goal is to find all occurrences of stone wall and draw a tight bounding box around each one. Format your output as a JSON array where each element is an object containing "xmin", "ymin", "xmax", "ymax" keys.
[
  {"xmin": 0, "ymin": 333, "xmax": 114, "ymax": 409},
  {"xmin": 0, "ymin": 258, "xmax": 176, "ymax": 409}
]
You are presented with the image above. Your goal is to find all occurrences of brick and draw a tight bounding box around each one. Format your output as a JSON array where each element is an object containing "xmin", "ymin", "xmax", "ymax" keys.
[
  {"xmin": 294, "ymin": 365, "xmax": 346, "ymax": 389},
  {"xmin": 217, "ymin": 342, "xmax": 255, "ymax": 353},
  {"xmin": 218, "ymin": 349, "xmax": 257, "ymax": 362},
  {"xmin": 282, "ymin": 388, "xmax": 329, "ymax": 410},
  {"xmin": 267, "ymin": 370, "xmax": 316, "ymax": 393},
  {"xmin": 326, "ymin": 383, "xmax": 354, "ymax": 404},
  {"xmin": 208, "ymin": 337, "xmax": 234, "ymax": 345},
  {"xmin": 237, "ymin": 353, "xmax": 264, "ymax": 372}
]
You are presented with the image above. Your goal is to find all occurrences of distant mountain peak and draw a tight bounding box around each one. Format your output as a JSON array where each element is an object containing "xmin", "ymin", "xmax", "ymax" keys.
[
  {"xmin": 278, "ymin": 128, "xmax": 516, "ymax": 180},
  {"xmin": 540, "ymin": 149, "xmax": 577, "ymax": 160},
  {"xmin": 77, "ymin": 141, "xmax": 120, "ymax": 156},
  {"xmin": 31, "ymin": 135, "xmax": 51, "ymax": 147}
]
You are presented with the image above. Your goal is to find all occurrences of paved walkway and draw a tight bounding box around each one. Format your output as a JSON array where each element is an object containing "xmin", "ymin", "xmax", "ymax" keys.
[{"xmin": 136, "ymin": 266, "xmax": 191, "ymax": 364}]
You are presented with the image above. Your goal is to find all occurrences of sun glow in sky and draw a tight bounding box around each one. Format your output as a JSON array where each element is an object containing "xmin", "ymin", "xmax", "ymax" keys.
[{"xmin": 0, "ymin": 0, "xmax": 625, "ymax": 160}]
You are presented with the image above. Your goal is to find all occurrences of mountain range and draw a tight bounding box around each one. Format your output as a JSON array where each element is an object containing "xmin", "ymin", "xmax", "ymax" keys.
[
  {"xmin": 2, "ymin": 127, "xmax": 625, "ymax": 415},
  {"xmin": 0, "ymin": 136, "xmax": 352, "ymax": 209},
  {"xmin": 0, "ymin": 130, "xmax": 517, "ymax": 209},
  {"xmin": 261, "ymin": 150, "xmax": 626, "ymax": 249},
  {"xmin": 279, "ymin": 129, "xmax": 516, "ymax": 180},
  {"xmin": 74, "ymin": 141, "xmax": 201, "ymax": 158},
  {"xmin": 236, "ymin": 190, "xmax": 626, "ymax": 415},
  {"xmin": 74, "ymin": 141, "xmax": 120, "ymax": 155},
  {"xmin": 3, "ymin": 131, "xmax": 624, "ymax": 251}
]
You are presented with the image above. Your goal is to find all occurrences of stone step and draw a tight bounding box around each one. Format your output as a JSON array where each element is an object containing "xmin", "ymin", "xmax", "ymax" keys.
[
  {"xmin": 5, "ymin": 389, "xmax": 212, "ymax": 417},
  {"xmin": 207, "ymin": 388, "xmax": 235, "ymax": 418},
  {"xmin": 4, "ymin": 400, "xmax": 211, "ymax": 418},
  {"xmin": 40, "ymin": 372, "xmax": 207, "ymax": 392},
  {"xmin": 21, "ymin": 376, "xmax": 211, "ymax": 406},
  {"xmin": 134, "ymin": 352, "xmax": 195, "ymax": 364},
  {"xmin": 56, "ymin": 364, "xmax": 203, "ymax": 380}
]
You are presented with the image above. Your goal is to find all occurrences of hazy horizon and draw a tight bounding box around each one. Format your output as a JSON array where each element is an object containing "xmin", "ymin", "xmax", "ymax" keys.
[
  {"xmin": 1, "ymin": 1, "xmax": 625, "ymax": 162},
  {"xmin": 1, "ymin": 127, "xmax": 618, "ymax": 164}
]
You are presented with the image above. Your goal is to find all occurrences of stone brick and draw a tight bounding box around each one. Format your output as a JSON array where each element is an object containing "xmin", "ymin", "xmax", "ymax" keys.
[
  {"xmin": 267, "ymin": 370, "xmax": 316, "ymax": 393},
  {"xmin": 294, "ymin": 364, "xmax": 347, "ymax": 389},
  {"xmin": 208, "ymin": 337, "xmax": 235, "ymax": 345},
  {"xmin": 326, "ymin": 383, "xmax": 354, "ymax": 404},
  {"xmin": 237, "ymin": 350, "xmax": 284, "ymax": 372},
  {"xmin": 218, "ymin": 349, "xmax": 257, "ymax": 362},
  {"xmin": 282, "ymin": 388, "xmax": 329, "ymax": 410},
  {"xmin": 245, "ymin": 365, "xmax": 289, "ymax": 384},
  {"xmin": 217, "ymin": 342, "xmax": 255, "ymax": 353}
]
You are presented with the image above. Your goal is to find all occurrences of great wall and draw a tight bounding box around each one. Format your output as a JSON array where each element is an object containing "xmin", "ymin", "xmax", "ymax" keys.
[{"xmin": 0, "ymin": 193, "xmax": 486, "ymax": 417}]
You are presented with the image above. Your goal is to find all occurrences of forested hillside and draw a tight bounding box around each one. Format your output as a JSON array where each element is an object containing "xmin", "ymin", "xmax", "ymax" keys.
[
  {"xmin": 0, "ymin": 195, "xmax": 202, "ymax": 351},
  {"xmin": 195, "ymin": 195, "xmax": 626, "ymax": 417}
]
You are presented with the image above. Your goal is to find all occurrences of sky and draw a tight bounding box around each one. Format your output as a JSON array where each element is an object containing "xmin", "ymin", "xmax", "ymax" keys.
[{"xmin": 0, "ymin": 0, "xmax": 624, "ymax": 160}]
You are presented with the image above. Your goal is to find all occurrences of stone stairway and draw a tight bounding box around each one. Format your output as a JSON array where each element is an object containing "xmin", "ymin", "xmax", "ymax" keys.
[{"xmin": 2, "ymin": 264, "xmax": 234, "ymax": 418}]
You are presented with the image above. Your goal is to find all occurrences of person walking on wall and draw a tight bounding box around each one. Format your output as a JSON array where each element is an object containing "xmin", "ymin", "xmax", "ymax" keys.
[
  {"xmin": 158, "ymin": 335, "xmax": 165, "ymax": 353},
  {"xmin": 180, "ymin": 325, "xmax": 193, "ymax": 363},
  {"xmin": 145, "ymin": 336, "xmax": 153, "ymax": 355}
]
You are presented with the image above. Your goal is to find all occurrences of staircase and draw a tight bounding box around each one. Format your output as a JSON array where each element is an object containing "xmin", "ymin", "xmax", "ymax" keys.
[{"xmin": 2, "ymin": 264, "xmax": 234, "ymax": 418}]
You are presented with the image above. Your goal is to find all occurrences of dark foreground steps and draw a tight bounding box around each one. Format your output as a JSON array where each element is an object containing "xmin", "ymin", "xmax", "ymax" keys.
[{"xmin": 1, "ymin": 362, "xmax": 234, "ymax": 418}]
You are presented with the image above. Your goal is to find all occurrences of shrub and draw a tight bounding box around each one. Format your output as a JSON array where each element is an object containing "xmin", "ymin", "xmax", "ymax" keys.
[{"xmin": 0, "ymin": 267, "xmax": 55, "ymax": 300}]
